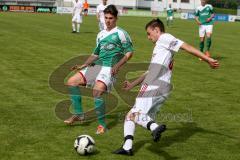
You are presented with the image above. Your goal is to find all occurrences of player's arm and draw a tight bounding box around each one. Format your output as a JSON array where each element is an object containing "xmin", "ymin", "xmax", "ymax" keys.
[
  {"xmin": 72, "ymin": 7, "xmax": 75, "ymax": 16},
  {"xmin": 71, "ymin": 54, "xmax": 99, "ymax": 71},
  {"xmin": 194, "ymin": 9, "xmax": 201, "ymax": 25},
  {"xmin": 180, "ymin": 43, "xmax": 219, "ymax": 69},
  {"xmin": 195, "ymin": 16, "xmax": 201, "ymax": 25},
  {"xmin": 207, "ymin": 8, "xmax": 215, "ymax": 22},
  {"xmin": 96, "ymin": 7, "xmax": 100, "ymax": 21},
  {"xmin": 111, "ymin": 52, "xmax": 133, "ymax": 75},
  {"xmin": 123, "ymin": 72, "xmax": 148, "ymax": 91},
  {"xmin": 80, "ymin": 5, "xmax": 83, "ymax": 15}
]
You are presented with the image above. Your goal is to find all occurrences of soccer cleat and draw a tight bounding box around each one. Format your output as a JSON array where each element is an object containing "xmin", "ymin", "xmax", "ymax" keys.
[
  {"xmin": 205, "ymin": 51, "xmax": 211, "ymax": 58},
  {"xmin": 96, "ymin": 125, "xmax": 107, "ymax": 135},
  {"xmin": 151, "ymin": 124, "xmax": 166, "ymax": 142},
  {"xmin": 64, "ymin": 115, "xmax": 84, "ymax": 125},
  {"xmin": 113, "ymin": 148, "xmax": 133, "ymax": 156}
]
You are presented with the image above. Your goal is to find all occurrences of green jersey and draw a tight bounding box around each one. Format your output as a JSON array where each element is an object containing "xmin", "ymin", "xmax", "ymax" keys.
[
  {"xmin": 195, "ymin": 4, "xmax": 214, "ymax": 25},
  {"xmin": 167, "ymin": 8, "xmax": 173, "ymax": 17},
  {"xmin": 93, "ymin": 27, "xmax": 133, "ymax": 67}
]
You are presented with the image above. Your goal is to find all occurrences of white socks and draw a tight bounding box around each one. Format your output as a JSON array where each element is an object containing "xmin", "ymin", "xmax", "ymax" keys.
[
  {"xmin": 77, "ymin": 24, "xmax": 80, "ymax": 32},
  {"xmin": 123, "ymin": 120, "xmax": 135, "ymax": 150},
  {"xmin": 122, "ymin": 113, "xmax": 160, "ymax": 150},
  {"xmin": 72, "ymin": 23, "xmax": 76, "ymax": 31}
]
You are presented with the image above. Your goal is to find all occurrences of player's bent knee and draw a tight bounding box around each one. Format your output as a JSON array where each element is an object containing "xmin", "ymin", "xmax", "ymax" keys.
[
  {"xmin": 125, "ymin": 112, "xmax": 136, "ymax": 122},
  {"xmin": 92, "ymin": 89, "xmax": 104, "ymax": 97}
]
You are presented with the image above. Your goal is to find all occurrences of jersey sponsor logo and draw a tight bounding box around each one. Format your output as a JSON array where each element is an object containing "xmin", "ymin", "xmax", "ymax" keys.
[
  {"xmin": 200, "ymin": 12, "xmax": 210, "ymax": 16},
  {"xmin": 104, "ymin": 43, "xmax": 116, "ymax": 51},
  {"xmin": 111, "ymin": 34, "xmax": 118, "ymax": 41}
]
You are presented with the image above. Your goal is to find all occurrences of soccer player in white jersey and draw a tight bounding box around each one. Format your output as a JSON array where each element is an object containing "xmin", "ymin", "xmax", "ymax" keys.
[
  {"xmin": 64, "ymin": 5, "xmax": 134, "ymax": 134},
  {"xmin": 96, "ymin": 0, "xmax": 108, "ymax": 31},
  {"xmin": 113, "ymin": 18, "xmax": 219, "ymax": 156},
  {"xmin": 72, "ymin": 0, "xmax": 83, "ymax": 33},
  {"xmin": 195, "ymin": 0, "xmax": 215, "ymax": 58}
]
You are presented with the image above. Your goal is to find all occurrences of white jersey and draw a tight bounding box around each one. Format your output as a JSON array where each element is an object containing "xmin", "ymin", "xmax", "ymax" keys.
[
  {"xmin": 144, "ymin": 33, "xmax": 184, "ymax": 86},
  {"xmin": 96, "ymin": 4, "xmax": 108, "ymax": 22},
  {"xmin": 73, "ymin": 0, "xmax": 83, "ymax": 15}
]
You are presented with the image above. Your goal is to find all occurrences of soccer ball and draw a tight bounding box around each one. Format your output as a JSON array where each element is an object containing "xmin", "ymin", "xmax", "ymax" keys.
[{"xmin": 74, "ymin": 135, "xmax": 95, "ymax": 155}]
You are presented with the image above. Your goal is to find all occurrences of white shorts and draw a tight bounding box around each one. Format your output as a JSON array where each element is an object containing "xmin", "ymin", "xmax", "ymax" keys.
[
  {"xmin": 167, "ymin": 16, "xmax": 173, "ymax": 20},
  {"xmin": 130, "ymin": 84, "xmax": 169, "ymax": 120},
  {"xmin": 79, "ymin": 65, "xmax": 115, "ymax": 92},
  {"xmin": 199, "ymin": 25, "xmax": 213, "ymax": 37},
  {"xmin": 72, "ymin": 14, "xmax": 82, "ymax": 23}
]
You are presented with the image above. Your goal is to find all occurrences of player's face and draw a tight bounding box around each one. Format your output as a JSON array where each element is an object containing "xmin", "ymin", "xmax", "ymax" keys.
[
  {"xmin": 103, "ymin": 0, "xmax": 107, "ymax": 5},
  {"xmin": 146, "ymin": 27, "xmax": 161, "ymax": 43},
  {"xmin": 201, "ymin": 0, "xmax": 206, "ymax": 6},
  {"xmin": 105, "ymin": 13, "xmax": 117, "ymax": 30}
]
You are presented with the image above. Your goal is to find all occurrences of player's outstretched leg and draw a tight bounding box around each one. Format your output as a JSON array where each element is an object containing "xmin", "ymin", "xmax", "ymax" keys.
[
  {"xmin": 113, "ymin": 116, "xmax": 135, "ymax": 156},
  {"xmin": 149, "ymin": 121, "xmax": 166, "ymax": 142},
  {"xmin": 134, "ymin": 113, "xmax": 167, "ymax": 142},
  {"xmin": 64, "ymin": 73, "xmax": 85, "ymax": 125},
  {"xmin": 205, "ymin": 33, "xmax": 212, "ymax": 57},
  {"xmin": 113, "ymin": 111, "xmax": 166, "ymax": 155},
  {"xmin": 93, "ymin": 82, "xmax": 108, "ymax": 134}
]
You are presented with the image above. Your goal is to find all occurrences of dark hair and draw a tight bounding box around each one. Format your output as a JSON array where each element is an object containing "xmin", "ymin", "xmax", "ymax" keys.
[
  {"xmin": 103, "ymin": 5, "xmax": 118, "ymax": 17},
  {"xmin": 145, "ymin": 18, "xmax": 165, "ymax": 32}
]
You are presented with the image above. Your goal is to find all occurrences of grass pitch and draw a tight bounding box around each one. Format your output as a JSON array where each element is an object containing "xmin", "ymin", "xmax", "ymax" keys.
[{"xmin": 0, "ymin": 12, "xmax": 240, "ymax": 160}]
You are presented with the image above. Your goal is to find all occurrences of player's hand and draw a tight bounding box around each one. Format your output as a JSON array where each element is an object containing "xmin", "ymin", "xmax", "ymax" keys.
[
  {"xmin": 111, "ymin": 65, "xmax": 119, "ymax": 76},
  {"xmin": 207, "ymin": 58, "xmax": 219, "ymax": 69},
  {"xmin": 206, "ymin": 18, "xmax": 212, "ymax": 22},
  {"xmin": 71, "ymin": 64, "xmax": 87, "ymax": 71},
  {"xmin": 197, "ymin": 21, "xmax": 202, "ymax": 25},
  {"xmin": 122, "ymin": 81, "xmax": 134, "ymax": 91}
]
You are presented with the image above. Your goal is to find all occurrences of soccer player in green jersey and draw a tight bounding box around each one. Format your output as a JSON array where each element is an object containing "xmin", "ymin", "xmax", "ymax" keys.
[
  {"xmin": 195, "ymin": 0, "xmax": 215, "ymax": 58},
  {"xmin": 64, "ymin": 5, "xmax": 134, "ymax": 134},
  {"xmin": 166, "ymin": 4, "xmax": 174, "ymax": 26}
]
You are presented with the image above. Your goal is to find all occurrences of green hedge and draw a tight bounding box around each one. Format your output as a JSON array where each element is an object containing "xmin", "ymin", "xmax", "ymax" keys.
[{"xmin": 214, "ymin": 7, "xmax": 237, "ymax": 15}]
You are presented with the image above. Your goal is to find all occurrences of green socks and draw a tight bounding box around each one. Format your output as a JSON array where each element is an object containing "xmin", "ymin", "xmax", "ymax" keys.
[
  {"xmin": 69, "ymin": 86, "xmax": 83, "ymax": 115},
  {"xmin": 206, "ymin": 37, "xmax": 212, "ymax": 51},
  {"xmin": 200, "ymin": 41, "xmax": 204, "ymax": 52},
  {"xmin": 94, "ymin": 97, "xmax": 106, "ymax": 128}
]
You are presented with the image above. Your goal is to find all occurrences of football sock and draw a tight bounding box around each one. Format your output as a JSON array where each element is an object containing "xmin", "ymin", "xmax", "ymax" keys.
[
  {"xmin": 72, "ymin": 23, "xmax": 76, "ymax": 31},
  {"xmin": 69, "ymin": 86, "xmax": 83, "ymax": 115},
  {"xmin": 134, "ymin": 113, "xmax": 158, "ymax": 131},
  {"xmin": 206, "ymin": 37, "xmax": 212, "ymax": 51},
  {"xmin": 94, "ymin": 97, "xmax": 106, "ymax": 128},
  {"xmin": 146, "ymin": 121, "xmax": 159, "ymax": 131},
  {"xmin": 123, "ymin": 135, "xmax": 134, "ymax": 150},
  {"xmin": 77, "ymin": 24, "xmax": 80, "ymax": 32},
  {"xmin": 200, "ymin": 41, "xmax": 204, "ymax": 52},
  {"xmin": 123, "ymin": 120, "xmax": 135, "ymax": 150}
]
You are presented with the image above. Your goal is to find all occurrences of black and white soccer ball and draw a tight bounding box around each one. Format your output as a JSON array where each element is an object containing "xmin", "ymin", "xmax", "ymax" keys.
[{"xmin": 74, "ymin": 135, "xmax": 95, "ymax": 155}]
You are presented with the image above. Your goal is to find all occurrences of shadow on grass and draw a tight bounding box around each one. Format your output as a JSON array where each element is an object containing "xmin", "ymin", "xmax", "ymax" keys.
[
  {"xmin": 134, "ymin": 122, "xmax": 235, "ymax": 160},
  {"xmin": 211, "ymin": 55, "xmax": 226, "ymax": 60},
  {"xmin": 79, "ymin": 31, "xmax": 97, "ymax": 34}
]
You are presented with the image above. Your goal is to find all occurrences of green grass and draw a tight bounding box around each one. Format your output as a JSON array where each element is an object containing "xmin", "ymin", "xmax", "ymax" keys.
[
  {"xmin": 0, "ymin": 12, "xmax": 240, "ymax": 160},
  {"xmin": 214, "ymin": 7, "xmax": 237, "ymax": 15}
]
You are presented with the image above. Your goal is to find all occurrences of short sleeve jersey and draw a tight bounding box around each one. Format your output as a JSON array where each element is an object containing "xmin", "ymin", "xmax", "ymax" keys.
[
  {"xmin": 143, "ymin": 33, "xmax": 184, "ymax": 85},
  {"xmin": 167, "ymin": 8, "xmax": 173, "ymax": 17},
  {"xmin": 195, "ymin": 4, "xmax": 214, "ymax": 25},
  {"xmin": 73, "ymin": 1, "xmax": 83, "ymax": 15},
  {"xmin": 93, "ymin": 27, "xmax": 134, "ymax": 67}
]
